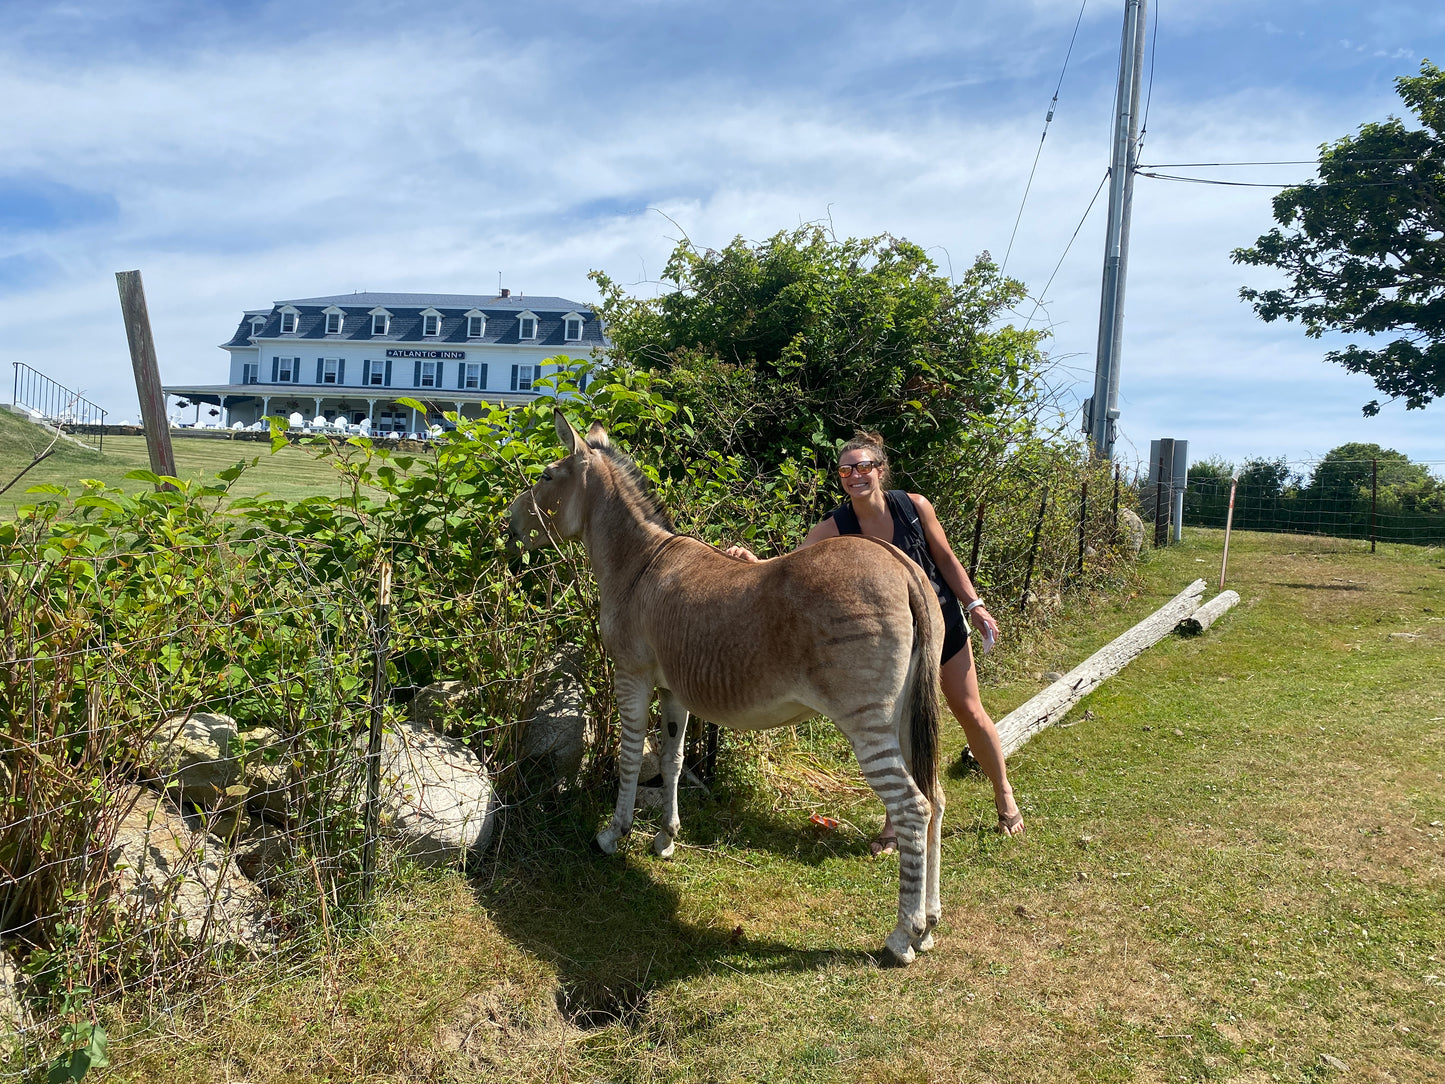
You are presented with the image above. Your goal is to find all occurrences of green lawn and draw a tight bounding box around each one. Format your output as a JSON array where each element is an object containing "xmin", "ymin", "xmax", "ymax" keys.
[
  {"xmin": 0, "ymin": 409, "xmax": 356, "ymax": 514},
  {"xmin": 107, "ymin": 530, "xmax": 1445, "ymax": 1082}
]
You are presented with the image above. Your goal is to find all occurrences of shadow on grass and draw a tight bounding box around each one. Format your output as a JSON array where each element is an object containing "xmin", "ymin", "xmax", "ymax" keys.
[{"xmin": 471, "ymin": 786, "xmax": 885, "ymax": 1028}]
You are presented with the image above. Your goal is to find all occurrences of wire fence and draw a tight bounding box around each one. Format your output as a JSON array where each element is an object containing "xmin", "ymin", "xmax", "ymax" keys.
[{"xmin": 1179, "ymin": 459, "xmax": 1445, "ymax": 547}]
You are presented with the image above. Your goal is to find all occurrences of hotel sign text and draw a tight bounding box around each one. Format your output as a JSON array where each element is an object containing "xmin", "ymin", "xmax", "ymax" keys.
[{"xmin": 386, "ymin": 349, "xmax": 465, "ymax": 360}]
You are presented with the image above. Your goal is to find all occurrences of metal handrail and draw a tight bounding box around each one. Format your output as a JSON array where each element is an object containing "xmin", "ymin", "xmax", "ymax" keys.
[{"xmin": 11, "ymin": 362, "xmax": 109, "ymax": 453}]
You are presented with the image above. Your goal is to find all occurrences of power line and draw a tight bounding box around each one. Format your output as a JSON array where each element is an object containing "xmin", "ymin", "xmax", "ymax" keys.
[
  {"xmin": 1001, "ymin": 0, "xmax": 1089, "ymax": 274},
  {"xmin": 1139, "ymin": 158, "xmax": 1430, "ymax": 168},
  {"xmin": 1137, "ymin": 0, "xmax": 1160, "ymax": 155},
  {"xmin": 1137, "ymin": 170, "xmax": 1425, "ymax": 188},
  {"xmin": 1024, "ymin": 169, "xmax": 1111, "ymax": 329}
]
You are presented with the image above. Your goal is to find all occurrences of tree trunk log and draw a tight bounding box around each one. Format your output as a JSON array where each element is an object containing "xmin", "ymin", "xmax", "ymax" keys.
[
  {"xmin": 1177, "ymin": 589, "xmax": 1239, "ymax": 634},
  {"xmin": 996, "ymin": 579, "xmax": 1206, "ymax": 756}
]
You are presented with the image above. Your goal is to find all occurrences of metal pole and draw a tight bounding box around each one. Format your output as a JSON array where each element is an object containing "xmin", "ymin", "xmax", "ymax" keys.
[
  {"xmin": 361, "ymin": 559, "xmax": 393, "ymax": 903},
  {"xmin": 968, "ymin": 500, "xmax": 986, "ymax": 580},
  {"xmin": 115, "ymin": 270, "xmax": 178, "ymax": 484},
  {"xmin": 1111, "ymin": 463, "xmax": 1121, "ymax": 542},
  {"xmin": 1078, "ymin": 480, "xmax": 1088, "ymax": 578},
  {"xmin": 1019, "ymin": 486, "xmax": 1050, "ymax": 613},
  {"xmin": 1219, "ymin": 475, "xmax": 1238, "ymax": 590},
  {"xmin": 1371, "ymin": 458, "xmax": 1378, "ymax": 552},
  {"xmin": 1154, "ymin": 450, "xmax": 1168, "ymax": 549},
  {"xmin": 1088, "ymin": 0, "xmax": 1148, "ymax": 460}
]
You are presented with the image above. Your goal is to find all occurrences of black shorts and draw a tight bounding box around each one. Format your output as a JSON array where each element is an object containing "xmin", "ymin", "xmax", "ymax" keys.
[{"xmin": 941, "ymin": 612, "xmax": 970, "ymax": 666}]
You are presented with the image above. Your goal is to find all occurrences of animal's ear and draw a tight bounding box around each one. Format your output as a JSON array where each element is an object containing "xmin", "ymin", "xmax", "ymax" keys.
[
  {"xmin": 554, "ymin": 409, "xmax": 584, "ymax": 455},
  {"xmin": 586, "ymin": 422, "xmax": 610, "ymax": 447}
]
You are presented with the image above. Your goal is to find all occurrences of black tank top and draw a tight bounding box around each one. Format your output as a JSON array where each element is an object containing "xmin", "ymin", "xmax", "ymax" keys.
[{"xmin": 824, "ymin": 490, "xmax": 965, "ymax": 627}]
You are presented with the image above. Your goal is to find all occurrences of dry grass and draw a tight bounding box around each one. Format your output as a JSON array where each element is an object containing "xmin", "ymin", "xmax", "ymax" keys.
[{"xmin": 99, "ymin": 529, "xmax": 1444, "ymax": 1083}]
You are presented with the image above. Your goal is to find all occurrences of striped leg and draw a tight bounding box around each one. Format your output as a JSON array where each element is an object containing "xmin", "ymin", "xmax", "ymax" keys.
[
  {"xmin": 847, "ymin": 722, "xmax": 932, "ymax": 966},
  {"xmin": 596, "ymin": 673, "xmax": 653, "ymax": 854},
  {"xmin": 918, "ymin": 781, "xmax": 945, "ymax": 952},
  {"xmin": 652, "ymin": 689, "xmax": 689, "ymax": 858}
]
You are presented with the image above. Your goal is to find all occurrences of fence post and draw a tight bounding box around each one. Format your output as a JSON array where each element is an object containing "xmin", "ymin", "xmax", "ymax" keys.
[
  {"xmin": 1154, "ymin": 452, "xmax": 1168, "ymax": 548},
  {"xmin": 1371, "ymin": 458, "xmax": 1378, "ymax": 553},
  {"xmin": 1077, "ymin": 480, "xmax": 1088, "ymax": 578},
  {"xmin": 115, "ymin": 270, "xmax": 178, "ymax": 486},
  {"xmin": 1111, "ymin": 463, "xmax": 1121, "ymax": 542},
  {"xmin": 361, "ymin": 558, "xmax": 393, "ymax": 904},
  {"xmin": 1019, "ymin": 486, "xmax": 1049, "ymax": 613},
  {"xmin": 1220, "ymin": 474, "xmax": 1239, "ymax": 590},
  {"xmin": 968, "ymin": 500, "xmax": 986, "ymax": 580}
]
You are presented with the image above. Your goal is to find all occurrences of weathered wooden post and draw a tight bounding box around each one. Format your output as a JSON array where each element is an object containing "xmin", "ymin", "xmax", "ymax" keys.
[
  {"xmin": 1077, "ymin": 479, "xmax": 1088, "ymax": 577},
  {"xmin": 115, "ymin": 271, "xmax": 178, "ymax": 486},
  {"xmin": 1219, "ymin": 472, "xmax": 1239, "ymax": 590},
  {"xmin": 1019, "ymin": 486, "xmax": 1049, "ymax": 613},
  {"xmin": 1111, "ymin": 463, "xmax": 1121, "ymax": 542},
  {"xmin": 362, "ymin": 558, "xmax": 393, "ymax": 903}
]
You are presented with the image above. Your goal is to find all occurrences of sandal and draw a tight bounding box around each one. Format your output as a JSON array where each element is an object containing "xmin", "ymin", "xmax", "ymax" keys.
[
  {"xmin": 869, "ymin": 834, "xmax": 898, "ymax": 858},
  {"xmin": 996, "ymin": 810, "xmax": 1025, "ymax": 837}
]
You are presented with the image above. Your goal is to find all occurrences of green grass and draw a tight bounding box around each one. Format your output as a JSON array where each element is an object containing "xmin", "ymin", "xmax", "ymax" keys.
[
  {"xmin": 0, "ymin": 409, "xmax": 352, "ymax": 514},
  {"xmin": 105, "ymin": 530, "xmax": 1445, "ymax": 1082}
]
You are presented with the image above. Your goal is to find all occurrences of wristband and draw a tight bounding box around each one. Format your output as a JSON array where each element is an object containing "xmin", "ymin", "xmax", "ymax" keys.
[{"xmin": 964, "ymin": 598, "xmax": 986, "ymax": 614}]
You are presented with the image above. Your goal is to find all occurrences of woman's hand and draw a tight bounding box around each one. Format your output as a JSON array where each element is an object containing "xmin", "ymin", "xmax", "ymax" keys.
[
  {"xmin": 968, "ymin": 604, "xmax": 1000, "ymax": 649},
  {"xmin": 724, "ymin": 544, "xmax": 760, "ymax": 562}
]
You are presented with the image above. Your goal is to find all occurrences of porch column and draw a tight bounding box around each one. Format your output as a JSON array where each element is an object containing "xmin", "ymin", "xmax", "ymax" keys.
[
  {"xmin": 262, "ymin": 395, "xmax": 271, "ymax": 420},
  {"xmin": 367, "ymin": 398, "xmax": 376, "ymax": 423},
  {"xmin": 314, "ymin": 396, "xmax": 323, "ymax": 418}
]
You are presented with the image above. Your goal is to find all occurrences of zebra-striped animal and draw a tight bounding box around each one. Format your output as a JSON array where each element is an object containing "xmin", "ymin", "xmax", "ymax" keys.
[{"xmin": 507, "ymin": 411, "xmax": 945, "ymax": 965}]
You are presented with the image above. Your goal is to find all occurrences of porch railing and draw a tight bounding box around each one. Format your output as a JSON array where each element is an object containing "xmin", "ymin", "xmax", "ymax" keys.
[{"xmin": 11, "ymin": 361, "xmax": 108, "ymax": 453}]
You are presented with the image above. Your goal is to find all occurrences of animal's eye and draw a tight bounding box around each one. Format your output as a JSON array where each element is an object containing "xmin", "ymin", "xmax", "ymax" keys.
[{"xmin": 541, "ymin": 468, "xmax": 553, "ymax": 482}]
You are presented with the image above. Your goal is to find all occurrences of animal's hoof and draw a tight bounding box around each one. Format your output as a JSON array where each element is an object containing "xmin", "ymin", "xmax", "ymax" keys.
[
  {"xmin": 592, "ymin": 833, "xmax": 619, "ymax": 856},
  {"xmin": 882, "ymin": 930, "xmax": 916, "ymax": 967},
  {"xmin": 652, "ymin": 831, "xmax": 676, "ymax": 859},
  {"xmin": 913, "ymin": 931, "xmax": 935, "ymax": 953}
]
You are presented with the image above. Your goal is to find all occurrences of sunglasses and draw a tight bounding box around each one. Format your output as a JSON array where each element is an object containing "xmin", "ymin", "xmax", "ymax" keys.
[{"xmin": 837, "ymin": 460, "xmax": 880, "ymax": 478}]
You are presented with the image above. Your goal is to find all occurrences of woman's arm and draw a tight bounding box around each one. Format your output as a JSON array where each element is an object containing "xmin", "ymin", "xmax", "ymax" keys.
[
  {"xmin": 725, "ymin": 516, "xmax": 839, "ymax": 562},
  {"xmin": 910, "ymin": 493, "xmax": 1000, "ymax": 640}
]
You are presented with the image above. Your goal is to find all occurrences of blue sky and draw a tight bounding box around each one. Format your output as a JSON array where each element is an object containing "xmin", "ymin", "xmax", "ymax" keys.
[{"xmin": 2, "ymin": 0, "xmax": 1443, "ymax": 470}]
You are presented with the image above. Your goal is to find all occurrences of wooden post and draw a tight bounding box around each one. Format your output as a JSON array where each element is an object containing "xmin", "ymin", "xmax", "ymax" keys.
[
  {"xmin": 1153, "ymin": 448, "xmax": 1169, "ymax": 549},
  {"xmin": 1018, "ymin": 486, "xmax": 1049, "ymax": 613},
  {"xmin": 1111, "ymin": 463, "xmax": 1121, "ymax": 542},
  {"xmin": 115, "ymin": 271, "xmax": 178, "ymax": 485},
  {"xmin": 362, "ymin": 559, "xmax": 393, "ymax": 903},
  {"xmin": 1077, "ymin": 479, "xmax": 1088, "ymax": 578},
  {"xmin": 1219, "ymin": 475, "xmax": 1238, "ymax": 591},
  {"xmin": 1370, "ymin": 458, "xmax": 1378, "ymax": 553},
  {"xmin": 967, "ymin": 500, "xmax": 986, "ymax": 580}
]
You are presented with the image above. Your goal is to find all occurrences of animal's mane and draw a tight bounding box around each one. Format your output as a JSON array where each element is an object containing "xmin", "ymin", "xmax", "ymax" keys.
[{"xmin": 590, "ymin": 439, "xmax": 674, "ymax": 531}]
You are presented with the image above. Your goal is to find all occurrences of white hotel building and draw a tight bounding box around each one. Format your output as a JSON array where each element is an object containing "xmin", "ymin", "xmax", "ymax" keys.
[{"xmin": 164, "ymin": 291, "xmax": 603, "ymax": 432}]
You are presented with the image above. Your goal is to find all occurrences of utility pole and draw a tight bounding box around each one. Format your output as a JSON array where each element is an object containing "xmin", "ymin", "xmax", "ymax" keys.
[{"xmin": 1085, "ymin": 0, "xmax": 1148, "ymax": 460}]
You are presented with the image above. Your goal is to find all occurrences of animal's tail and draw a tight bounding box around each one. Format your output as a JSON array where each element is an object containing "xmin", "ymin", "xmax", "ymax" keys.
[{"xmin": 903, "ymin": 561, "xmax": 942, "ymax": 802}]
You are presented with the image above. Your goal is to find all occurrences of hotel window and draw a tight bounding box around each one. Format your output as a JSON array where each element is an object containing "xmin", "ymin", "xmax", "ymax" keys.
[
  {"xmin": 250, "ymin": 320, "xmax": 265, "ymax": 338},
  {"xmin": 564, "ymin": 316, "xmax": 582, "ymax": 342},
  {"xmin": 467, "ymin": 315, "xmax": 484, "ymax": 338},
  {"xmin": 242, "ymin": 363, "xmax": 258, "ymax": 384},
  {"xmin": 461, "ymin": 362, "xmax": 484, "ymax": 390},
  {"xmin": 518, "ymin": 316, "xmax": 537, "ymax": 340},
  {"xmin": 510, "ymin": 364, "xmax": 539, "ymax": 392},
  {"xmin": 423, "ymin": 314, "xmax": 441, "ymax": 336},
  {"xmin": 418, "ymin": 360, "xmax": 440, "ymax": 387},
  {"xmin": 362, "ymin": 359, "xmax": 390, "ymax": 386},
  {"xmin": 321, "ymin": 358, "xmax": 344, "ymax": 384},
  {"xmin": 325, "ymin": 312, "xmax": 343, "ymax": 334},
  {"xmin": 274, "ymin": 356, "xmax": 299, "ymax": 383},
  {"xmin": 371, "ymin": 313, "xmax": 389, "ymax": 335},
  {"xmin": 280, "ymin": 312, "xmax": 297, "ymax": 334}
]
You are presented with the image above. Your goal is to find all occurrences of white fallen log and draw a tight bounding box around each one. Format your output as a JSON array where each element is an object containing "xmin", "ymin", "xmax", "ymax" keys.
[
  {"xmin": 996, "ymin": 579, "xmax": 1206, "ymax": 757},
  {"xmin": 1177, "ymin": 590, "xmax": 1240, "ymax": 635}
]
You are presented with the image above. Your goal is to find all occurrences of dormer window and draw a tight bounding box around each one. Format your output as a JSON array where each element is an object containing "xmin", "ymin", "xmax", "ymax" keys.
[
  {"xmin": 518, "ymin": 312, "xmax": 538, "ymax": 340},
  {"xmin": 280, "ymin": 311, "xmax": 298, "ymax": 334},
  {"xmin": 324, "ymin": 310, "xmax": 344, "ymax": 335},
  {"xmin": 370, "ymin": 310, "xmax": 391, "ymax": 336},
  {"xmin": 420, "ymin": 309, "xmax": 443, "ymax": 337},
  {"xmin": 250, "ymin": 319, "xmax": 266, "ymax": 338},
  {"xmin": 465, "ymin": 311, "xmax": 485, "ymax": 338},
  {"xmin": 563, "ymin": 313, "xmax": 583, "ymax": 342}
]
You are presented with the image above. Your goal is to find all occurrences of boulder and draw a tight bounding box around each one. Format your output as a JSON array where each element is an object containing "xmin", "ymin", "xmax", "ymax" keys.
[
  {"xmin": 107, "ymin": 786, "xmax": 272, "ymax": 952},
  {"xmin": 521, "ymin": 653, "xmax": 595, "ymax": 780},
  {"xmin": 148, "ymin": 712, "xmax": 241, "ymax": 807},
  {"xmin": 1120, "ymin": 509, "xmax": 1145, "ymax": 556},
  {"xmin": 410, "ymin": 681, "xmax": 480, "ymax": 734},
  {"xmin": 1, "ymin": 947, "xmax": 31, "ymax": 1059},
  {"xmin": 233, "ymin": 823, "xmax": 293, "ymax": 895},
  {"xmin": 374, "ymin": 723, "xmax": 497, "ymax": 866}
]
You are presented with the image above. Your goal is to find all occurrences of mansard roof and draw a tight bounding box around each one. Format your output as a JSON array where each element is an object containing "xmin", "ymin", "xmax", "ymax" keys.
[{"xmin": 223, "ymin": 292, "xmax": 605, "ymax": 349}]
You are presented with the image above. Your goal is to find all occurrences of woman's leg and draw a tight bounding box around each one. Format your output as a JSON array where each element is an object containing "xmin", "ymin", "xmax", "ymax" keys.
[
  {"xmin": 940, "ymin": 639, "xmax": 1022, "ymax": 834},
  {"xmin": 876, "ymin": 636, "xmax": 1022, "ymax": 847}
]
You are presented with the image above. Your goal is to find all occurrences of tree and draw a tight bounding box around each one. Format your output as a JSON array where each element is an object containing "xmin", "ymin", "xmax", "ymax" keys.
[
  {"xmin": 590, "ymin": 227, "xmax": 1049, "ymax": 492},
  {"xmin": 1305, "ymin": 442, "xmax": 1437, "ymax": 505},
  {"xmin": 1232, "ymin": 61, "xmax": 1445, "ymax": 416}
]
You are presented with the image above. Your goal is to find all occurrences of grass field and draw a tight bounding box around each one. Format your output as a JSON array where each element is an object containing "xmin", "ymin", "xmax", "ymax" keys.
[
  {"xmin": 0, "ymin": 409, "xmax": 353, "ymax": 514},
  {"xmin": 104, "ymin": 529, "xmax": 1445, "ymax": 1082}
]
